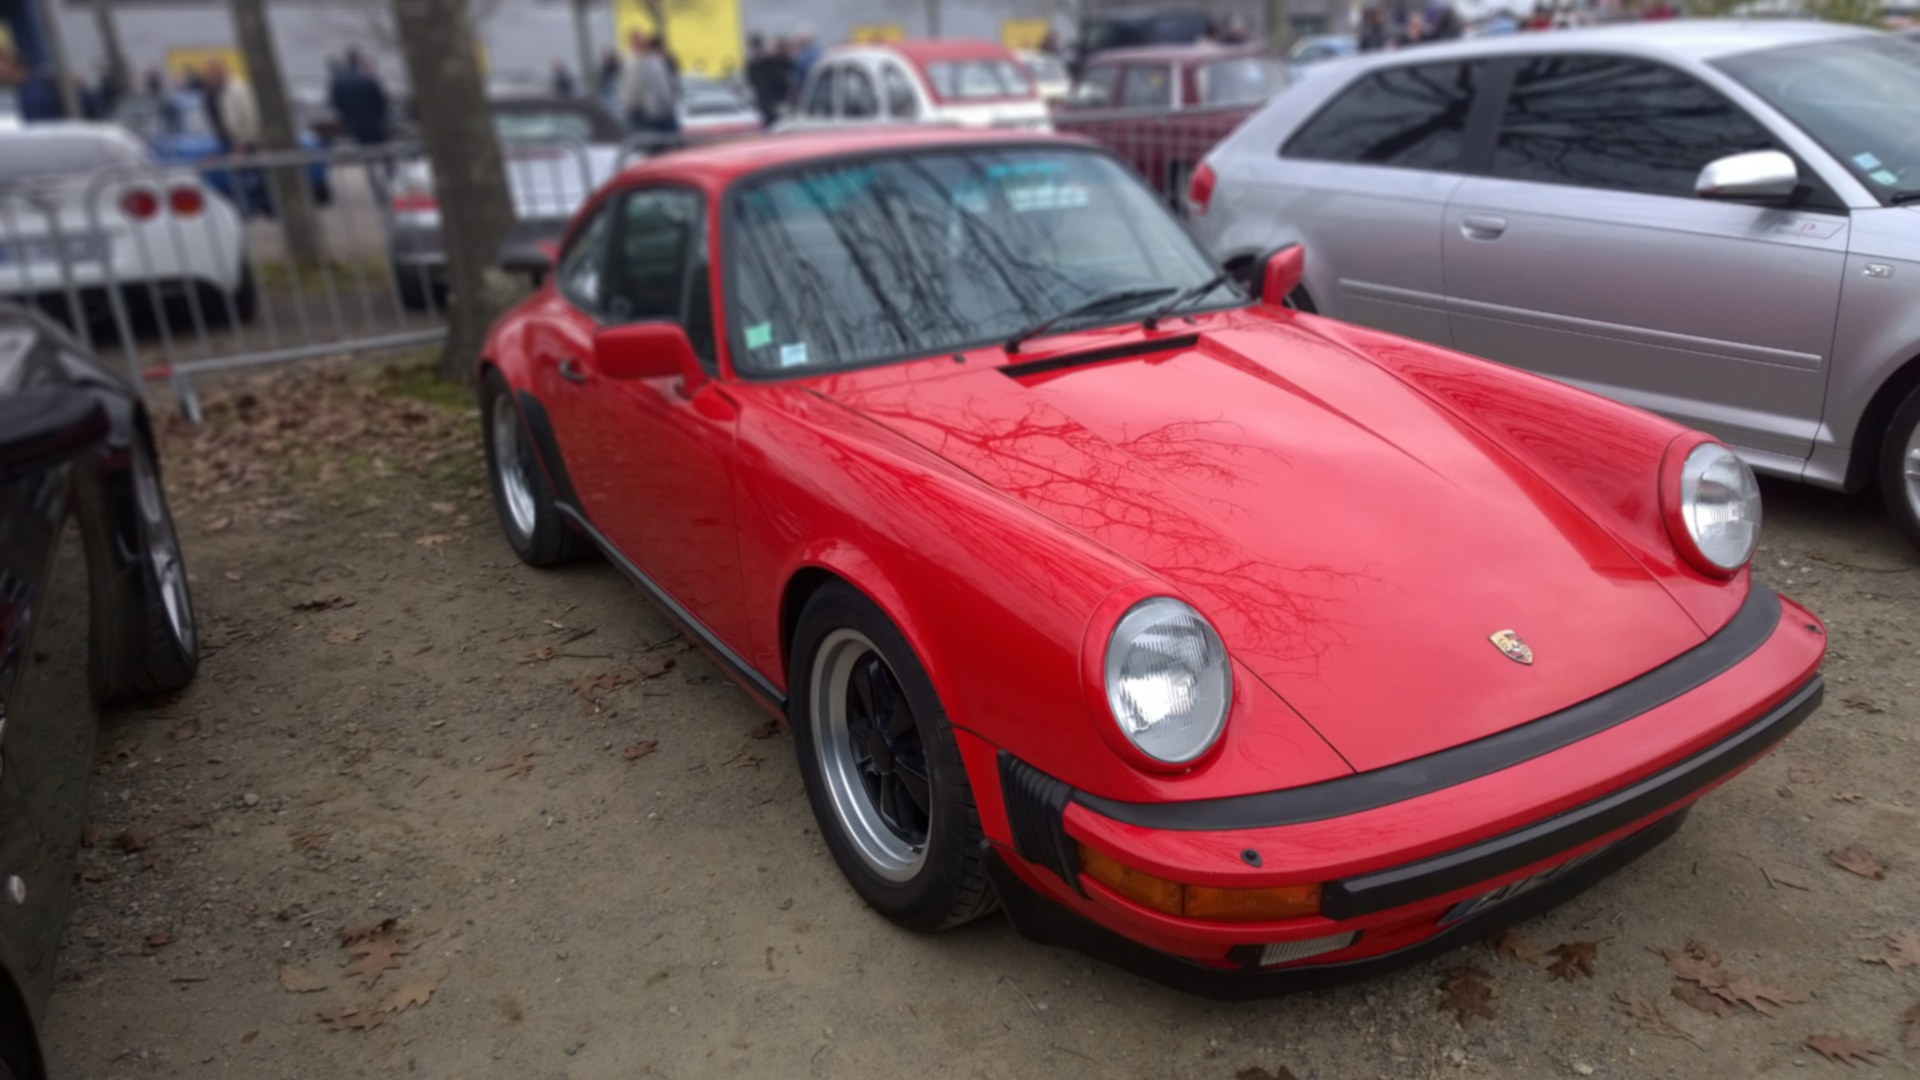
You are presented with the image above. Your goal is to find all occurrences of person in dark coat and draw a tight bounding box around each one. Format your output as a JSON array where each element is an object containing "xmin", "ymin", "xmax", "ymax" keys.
[
  {"xmin": 330, "ymin": 51, "xmax": 391, "ymax": 147},
  {"xmin": 744, "ymin": 33, "xmax": 790, "ymax": 124}
]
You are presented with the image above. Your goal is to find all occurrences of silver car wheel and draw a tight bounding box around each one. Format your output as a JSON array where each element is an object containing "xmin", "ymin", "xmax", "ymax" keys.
[
  {"xmin": 490, "ymin": 394, "xmax": 537, "ymax": 542},
  {"xmin": 811, "ymin": 628, "xmax": 931, "ymax": 883},
  {"xmin": 133, "ymin": 447, "xmax": 194, "ymax": 649},
  {"xmin": 1905, "ymin": 426, "xmax": 1920, "ymax": 518}
]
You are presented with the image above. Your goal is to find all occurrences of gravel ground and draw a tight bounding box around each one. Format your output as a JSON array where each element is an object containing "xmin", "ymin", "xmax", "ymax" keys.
[{"xmin": 38, "ymin": 360, "xmax": 1920, "ymax": 1079}]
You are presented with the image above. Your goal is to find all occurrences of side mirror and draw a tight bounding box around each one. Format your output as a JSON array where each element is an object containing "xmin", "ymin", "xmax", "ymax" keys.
[
  {"xmin": 0, "ymin": 388, "xmax": 109, "ymax": 483},
  {"xmin": 1260, "ymin": 243, "xmax": 1304, "ymax": 307},
  {"xmin": 594, "ymin": 321, "xmax": 706, "ymax": 389},
  {"xmin": 499, "ymin": 238, "xmax": 559, "ymax": 285},
  {"xmin": 1696, "ymin": 150, "xmax": 1798, "ymax": 203}
]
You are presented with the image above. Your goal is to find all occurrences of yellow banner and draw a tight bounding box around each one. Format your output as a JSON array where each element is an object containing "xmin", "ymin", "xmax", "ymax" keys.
[
  {"xmin": 1001, "ymin": 18, "xmax": 1053, "ymax": 51},
  {"xmin": 851, "ymin": 23, "xmax": 905, "ymax": 43},
  {"xmin": 165, "ymin": 46, "xmax": 246, "ymax": 84},
  {"xmin": 612, "ymin": 0, "xmax": 744, "ymax": 80}
]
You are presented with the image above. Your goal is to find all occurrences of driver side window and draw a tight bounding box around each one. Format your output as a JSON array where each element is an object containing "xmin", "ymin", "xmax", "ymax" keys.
[
  {"xmin": 606, "ymin": 187, "xmax": 717, "ymax": 371},
  {"xmin": 557, "ymin": 204, "xmax": 613, "ymax": 314}
]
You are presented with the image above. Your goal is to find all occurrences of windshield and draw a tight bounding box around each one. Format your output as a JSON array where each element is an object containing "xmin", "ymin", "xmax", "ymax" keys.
[
  {"xmin": 684, "ymin": 78, "xmax": 750, "ymax": 117},
  {"xmin": 727, "ymin": 148, "xmax": 1228, "ymax": 375},
  {"xmin": 1715, "ymin": 36, "xmax": 1920, "ymax": 204},
  {"xmin": 1197, "ymin": 57, "xmax": 1289, "ymax": 105},
  {"xmin": 492, "ymin": 103, "xmax": 615, "ymax": 143},
  {"xmin": 924, "ymin": 60, "xmax": 1035, "ymax": 101}
]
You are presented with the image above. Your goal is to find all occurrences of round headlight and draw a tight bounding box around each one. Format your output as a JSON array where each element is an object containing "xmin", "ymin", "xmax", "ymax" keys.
[
  {"xmin": 1679, "ymin": 442, "xmax": 1762, "ymax": 571},
  {"xmin": 1103, "ymin": 597, "xmax": 1231, "ymax": 766}
]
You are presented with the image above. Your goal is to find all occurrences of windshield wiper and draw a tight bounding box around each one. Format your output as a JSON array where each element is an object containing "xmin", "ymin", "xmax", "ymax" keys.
[
  {"xmin": 1889, "ymin": 189, "xmax": 1920, "ymax": 206},
  {"xmin": 1143, "ymin": 272, "xmax": 1234, "ymax": 329},
  {"xmin": 1004, "ymin": 287, "xmax": 1178, "ymax": 354}
]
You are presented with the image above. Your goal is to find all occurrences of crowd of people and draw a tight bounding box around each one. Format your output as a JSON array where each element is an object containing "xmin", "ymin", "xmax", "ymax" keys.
[{"xmin": 1355, "ymin": 0, "xmax": 1680, "ymax": 50}]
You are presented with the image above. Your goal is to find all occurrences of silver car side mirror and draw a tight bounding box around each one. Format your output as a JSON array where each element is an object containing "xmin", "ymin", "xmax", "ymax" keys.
[{"xmin": 1696, "ymin": 150, "xmax": 1798, "ymax": 202}]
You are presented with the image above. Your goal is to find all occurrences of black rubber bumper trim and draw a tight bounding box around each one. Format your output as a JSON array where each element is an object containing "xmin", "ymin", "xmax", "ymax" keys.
[
  {"xmin": 998, "ymin": 752, "xmax": 1082, "ymax": 891},
  {"xmin": 1324, "ymin": 674, "xmax": 1822, "ymax": 919},
  {"xmin": 513, "ymin": 390, "xmax": 580, "ymax": 508},
  {"xmin": 989, "ymin": 807, "xmax": 1689, "ymax": 1001},
  {"xmin": 1076, "ymin": 584, "xmax": 1785, "ymax": 832}
]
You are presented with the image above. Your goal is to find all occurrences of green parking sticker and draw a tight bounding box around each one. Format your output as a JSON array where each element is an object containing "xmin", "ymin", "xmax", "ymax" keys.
[{"xmin": 745, "ymin": 323, "xmax": 773, "ymax": 349}]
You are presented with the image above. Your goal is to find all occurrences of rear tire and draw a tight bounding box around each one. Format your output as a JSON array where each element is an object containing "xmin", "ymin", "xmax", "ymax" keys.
[
  {"xmin": 790, "ymin": 582, "xmax": 996, "ymax": 931},
  {"xmin": 120, "ymin": 433, "xmax": 198, "ymax": 697},
  {"xmin": 481, "ymin": 370, "xmax": 588, "ymax": 567},
  {"xmin": 1878, "ymin": 382, "xmax": 1920, "ymax": 551}
]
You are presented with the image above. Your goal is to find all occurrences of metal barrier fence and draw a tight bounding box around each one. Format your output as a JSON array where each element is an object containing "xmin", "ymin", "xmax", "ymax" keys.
[{"xmin": 2, "ymin": 115, "xmax": 1228, "ymax": 418}]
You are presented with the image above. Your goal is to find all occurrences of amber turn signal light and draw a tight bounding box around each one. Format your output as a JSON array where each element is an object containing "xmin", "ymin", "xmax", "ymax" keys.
[{"xmin": 1076, "ymin": 843, "xmax": 1321, "ymax": 922}]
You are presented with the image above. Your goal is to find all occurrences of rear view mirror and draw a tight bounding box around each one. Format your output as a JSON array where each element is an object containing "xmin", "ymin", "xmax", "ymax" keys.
[
  {"xmin": 594, "ymin": 321, "xmax": 705, "ymax": 388},
  {"xmin": 1261, "ymin": 244, "xmax": 1305, "ymax": 307},
  {"xmin": 0, "ymin": 388, "xmax": 108, "ymax": 483},
  {"xmin": 1696, "ymin": 150, "xmax": 1797, "ymax": 203}
]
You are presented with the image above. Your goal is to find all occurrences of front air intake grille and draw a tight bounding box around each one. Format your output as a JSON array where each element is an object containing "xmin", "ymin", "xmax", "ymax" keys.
[{"xmin": 998, "ymin": 752, "xmax": 1081, "ymax": 889}]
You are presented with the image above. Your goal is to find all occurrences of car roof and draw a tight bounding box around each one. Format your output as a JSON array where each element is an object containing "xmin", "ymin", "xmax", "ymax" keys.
[
  {"xmin": 1086, "ymin": 43, "xmax": 1272, "ymax": 64},
  {"xmin": 1313, "ymin": 18, "xmax": 1871, "ymax": 70},
  {"xmin": 618, "ymin": 127, "xmax": 1073, "ymax": 188},
  {"xmin": 843, "ymin": 38, "xmax": 1019, "ymax": 64}
]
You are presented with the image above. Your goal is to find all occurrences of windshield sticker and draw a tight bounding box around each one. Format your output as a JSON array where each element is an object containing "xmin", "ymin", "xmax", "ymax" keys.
[
  {"xmin": 1870, "ymin": 168, "xmax": 1899, "ymax": 187},
  {"xmin": 1853, "ymin": 152, "xmax": 1883, "ymax": 171},
  {"xmin": 779, "ymin": 343, "xmax": 809, "ymax": 368},
  {"xmin": 744, "ymin": 323, "xmax": 773, "ymax": 350},
  {"xmin": 1005, "ymin": 183, "xmax": 1090, "ymax": 213}
]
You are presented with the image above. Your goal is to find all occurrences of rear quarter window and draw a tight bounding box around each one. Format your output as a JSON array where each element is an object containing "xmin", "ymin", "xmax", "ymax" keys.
[{"xmin": 1283, "ymin": 61, "xmax": 1477, "ymax": 170}]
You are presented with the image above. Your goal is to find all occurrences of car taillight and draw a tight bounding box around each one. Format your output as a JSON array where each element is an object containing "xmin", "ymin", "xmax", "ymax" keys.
[
  {"xmin": 391, "ymin": 188, "xmax": 438, "ymax": 212},
  {"xmin": 1188, "ymin": 162, "xmax": 1217, "ymax": 216},
  {"xmin": 121, "ymin": 188, "xmax": 159, "ymax": 221},
  {"xmin": 168, "ymin": 185, "xmax": 205, "ymax": 218}
]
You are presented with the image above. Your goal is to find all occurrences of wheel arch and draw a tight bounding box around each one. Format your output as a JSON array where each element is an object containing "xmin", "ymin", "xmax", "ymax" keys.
[
  {"xmin": 1845, "ymin": 350, "xmax": 1920, "ymax": 492},
  {"xmin": 776, "ymin": 543, "xmax": 935, "ymax": 697}
]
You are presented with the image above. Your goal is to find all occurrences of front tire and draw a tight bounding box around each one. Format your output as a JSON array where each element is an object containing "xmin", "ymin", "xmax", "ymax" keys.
[
  {"xmin": 1879, "ymin": 382, "xmax": 1920, "ymax": 550},
  {"xmin": 481, "ymin": 371, "xmax": 588, "ymax": 566},
  {"xmin": 790, "ymin": 582, "xmax": 996, "ymax": 931},
  {"xmin": 119, "ymin": 433, "xmax": 198, "ymax": 697}
]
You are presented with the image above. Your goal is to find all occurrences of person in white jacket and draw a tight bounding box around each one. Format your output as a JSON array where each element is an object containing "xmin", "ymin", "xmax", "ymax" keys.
[{"xmin": 205, "ymin": 59, "xmax": 260, "ymax": 151}]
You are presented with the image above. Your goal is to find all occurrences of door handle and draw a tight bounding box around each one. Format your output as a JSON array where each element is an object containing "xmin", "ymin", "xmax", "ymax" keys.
[
  {"xmin": 558, "ymin": 357, "xmax": 587, "ymax": 384},
  {"xmin": 1460, "ymin": 214, "xmax": 1508, "ymax": 240}
]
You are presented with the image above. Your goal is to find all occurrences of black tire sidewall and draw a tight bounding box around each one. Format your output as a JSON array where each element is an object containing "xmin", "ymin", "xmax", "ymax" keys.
[
  {"xmin": 119, "ymin": 433, "xmax": 198, "ymax": 697},
  {"xmin": 480, "ymin": 371, "xmax": 585, "ymax": 567},
  {"xmin": 789, "ymin": 583, "xmax": 987, "ymax": 930},
  {"xmin": 1880, "ymin": 384, "xmax": 1920, "ymax": 549}
]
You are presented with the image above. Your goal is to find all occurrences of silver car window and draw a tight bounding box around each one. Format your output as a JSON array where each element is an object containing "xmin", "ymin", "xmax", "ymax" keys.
[
  {"xmin": 557, "ymin": 204, "xmax": 614, "ymax": 313},
  {"xmin": 882, "ymin": 65, "xmax": 920, "ymax": 118},
  {"xmin": 844, "ymin": 66, "xmax": 880, "ymax": 119},
  {"xmin": 1283, "ymin": 61, "xmax": 1476, "ymax": 170},
  {"xmin": 1491, "ymin": 56, "xmax": 1776, "ymax": 199}
]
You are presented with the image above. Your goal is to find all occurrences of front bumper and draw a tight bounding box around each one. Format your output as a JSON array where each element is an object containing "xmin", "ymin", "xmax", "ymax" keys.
[{"xmin": 986, "ymin": 585, "xmax": 1824, "ymax": 997}]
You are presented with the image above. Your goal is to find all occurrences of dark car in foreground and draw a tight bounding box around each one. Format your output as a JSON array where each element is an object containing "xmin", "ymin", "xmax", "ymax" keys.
[{"xmin": 0, "ymin": 302, "xmax": 198, "ymax": 1076}]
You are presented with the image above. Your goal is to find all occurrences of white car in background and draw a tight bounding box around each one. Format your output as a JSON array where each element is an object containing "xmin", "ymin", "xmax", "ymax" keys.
[
  {"xmin": 679, "ymin": 74, "xmax": 766, "ymax": 139},
  {"xmin": 1018, "ymin": 49, "xmax": 1073, "ymax": 102},
  {"xmin": 781, "ymin": 39, "xmax": 1053, "ymax": 132},
  {"xmin": 0, "ymin": 123, "xmax": 251, "ymax": 326}
]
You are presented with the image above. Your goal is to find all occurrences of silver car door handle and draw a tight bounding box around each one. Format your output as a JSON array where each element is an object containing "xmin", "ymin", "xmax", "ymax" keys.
[
  {"xmin": 558, "ymin": 357, "xmax": 587, "ymax": 384},
  {"xmin": 1461, "ymin": 214, "xmax": 1508, "ymax": 240}
]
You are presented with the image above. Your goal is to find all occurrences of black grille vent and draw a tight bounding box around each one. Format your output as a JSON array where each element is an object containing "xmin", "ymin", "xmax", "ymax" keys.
[{"xmin": 998, "ymin": 752, "xmax": 1080, "ymax": 888}]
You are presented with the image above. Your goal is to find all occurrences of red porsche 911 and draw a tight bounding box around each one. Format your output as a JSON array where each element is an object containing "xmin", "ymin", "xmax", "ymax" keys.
[{"xmin": 477, "ymin": 128, "xmax": 1825, "ymax": 997}]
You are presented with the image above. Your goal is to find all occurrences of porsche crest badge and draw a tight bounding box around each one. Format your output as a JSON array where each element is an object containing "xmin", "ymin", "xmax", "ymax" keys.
[{"xmin": 1489, "ymin": 629, "xmax": 1533, "ymax": 665}]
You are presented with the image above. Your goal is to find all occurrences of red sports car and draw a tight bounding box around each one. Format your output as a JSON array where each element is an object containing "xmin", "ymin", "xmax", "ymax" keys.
[{"xmin": 477, "ymin": 128, "xmax": 1825, "ymax": 997}]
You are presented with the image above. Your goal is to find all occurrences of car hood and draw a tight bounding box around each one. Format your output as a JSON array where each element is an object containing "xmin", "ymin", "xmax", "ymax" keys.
[{"xmin": 823, "ymin": 317, "xmax": 1707, "ymax": 772}]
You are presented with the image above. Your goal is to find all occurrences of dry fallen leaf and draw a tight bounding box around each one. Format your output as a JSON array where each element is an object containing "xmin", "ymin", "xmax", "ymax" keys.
[
  {"xmin": 621, "ymin": 740, "xmax": 660, "ymax": 762},
  {"xmin": 1547, "ymin": 941, "xmax": 1598, "ymax": 982},
  {"xmin": 1786, "ymin": 765, "xmax": 1823, "ymax": 785},
  {"xmin": 375, "ymin": 979, "xmax": 438, "ymax": 1014},
  {"xmin": 145, "ymin": 930, "xmax": 172, "ymax": 948},
  {"xmin": 726, "ymin": 753, "xmax": 763, "ymax": 770},
  {"xmin": 344, "ymin": 930, "xmax": 408, "ymax": 989},
  {"xmin": 1234, "ymin": 1069, "xmax": 1300, "ymax": 1080},
  {"xmin": 292, "ymin": 594, "xmax": 355, "ymax": 612},
  {"xmin": 1723, "ymin": 975, "xmax": 1806, "ymax": 1018},
  {"xmin": 339, "ymin": 918, "xmax": 397, "ymax": 946},
  {"xmin": 1614, "ymin": 992, "xmax": 1702, "ymax": 1046},
  {"xmin": 634, "ymin": 654, "xmax": 675, "ymax": 680},
  {"xmin": 1828, "ymin": 845, "xmax": 1888, "ymax": 880},
  {"xmin": 1805, "ymin": 1034, "xmax": 1888, "ymax": 1067},
  {"xmin": 116, "ymin": 829, "xmax": 155, "ymax": 853},
  {"xmin": 489, "ymin": 745, "xmax": 541, "ymax": 780},
  {"xmin": 413, "ymin": 533, "xmax": 453, "ymax": 550},
  {"xmin": 205, "ymin": 514, "xmax": 233, "ymax": 533},
  {"xmin": 747, "ymin": 720, "xmax": 781, "ymax": 740},
  {"xmin": 239, "ymin": 1030, "xmax": 258, "ymax": 1044},
  {"xmin": 279, "ymin": 965, "xmax": 328, "ymax": 993},
  {"xmin": 1672, "ymin": 982, "xmax": 1739, "ymax": 1019},
  {"xmin": 324, "ymin": 626, "xmax": 366, "ymax": 646},
  {"xmin": 1833, "ymin": 792, "xmax": 1867, "ymax": 804},
  {"xmin": 79, "ymin": 825, "xmax": 107, "ymax": 849},
  {"xmin": 572, "ymin": 672, "xmax": 632, "ymax": 698},
  {"xmin": 1903, "ymin": 1004, "xmax": 1920, "ymax": 1052},
  {"xmin": 168, "ymin": 717, "xmax": 200, "ymax": 742},
  {"xmin": 525, "ymin": 645, "xmax": 556, "ymax": 663},
  {"xmin": 1661, "ymin": 939, "xmax": 1802, "ymax": 1018},
  {"xmin": 290, "ymin": 832, "xmax": 328, "ymax": 853},
  {"xmin": 1841, "ymin": 695, "xmax": 1884, "ymax": 714},
  {"xmin": 1861, "ymin": 929, "xmax": 1920, "ymax": 972},
  {"xmin": 429, "ymin": 501, "xmax": 456, "ymax": 515},
  {"xmin": 315, "ymin": 1006, "xmax": 385, "ymax": 1032},
  {"xmin": 1489, "ymin": 927, "xmax": 1542, "ymax": 965},
  {"xmin": 1438, "ymin": 965, "xmax": 1496, "ymax": 1023}
]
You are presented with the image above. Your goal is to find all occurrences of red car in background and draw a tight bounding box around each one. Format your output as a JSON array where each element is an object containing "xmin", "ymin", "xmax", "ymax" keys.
[
  {"xmin": 479, "ymin": 127, "xmax": 1823, "ymax": 997},
  {"xmin": 1053, "ymin": 45, "xmax": 1289, "ymax": 206}
]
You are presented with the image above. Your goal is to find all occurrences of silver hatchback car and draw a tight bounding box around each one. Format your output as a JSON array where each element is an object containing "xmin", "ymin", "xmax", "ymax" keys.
[{"xmin": 1191, "ymin": 21, "xmax": 1920, "ymax": 548}]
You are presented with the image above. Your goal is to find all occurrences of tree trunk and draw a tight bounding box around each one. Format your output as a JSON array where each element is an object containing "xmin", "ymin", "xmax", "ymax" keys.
[
  {"xmin": 35, "ymin": 0, "xmax": 82, "ymax": 118},
  {"xmin": 228, "ymin": 0, "xmax": 323, "ymax": 268},
  {"xmin": 393, "ymin": 0, "xmax": 516, "ymax": 384},
  {"xmin": 571, "ymin": 0, "xmax": 596, "ymax": 93},
  {"xmin": 91, "ymin": 0, "xmax": 130, "ymax": 102},
  {"xmin": 1264, "ymin": 0, "xmax": 1293, "ymax": 54}
]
